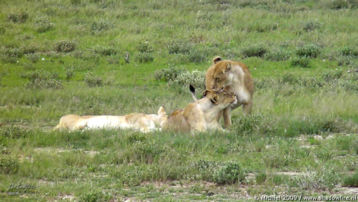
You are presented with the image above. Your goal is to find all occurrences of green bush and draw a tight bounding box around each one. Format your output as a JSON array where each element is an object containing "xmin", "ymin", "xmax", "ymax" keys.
[
  {"xmin": 55, "ymin": 40, "xmax": 76, "ymax": 53},
  {"xmin": 91, "ymin": 20, "xmax": 112, "ymax": 33},
  {"xmin": 34, "ymin": 17, "xmax": 54, "ymax": 33},
  {"xmin": 303, "ymin": 21, "xmax": 321, "ymax": 32},
  {"xmin": 0, "ymin": 156, "xmax": 19, "ymax": 174},
  {"xmin": 213, "ymin": 162, "xmax": 244, "ymax": 184},
  {"xmin": 84, "ymin": 73, "xmax": 103, "ymax": 87},
  {"xmin": 343, "ymin": 172, "xmax": 358, "ymax": 187},
  {"xmin": 265, "ymin": 48, "xmax": 291, "ymax": 61},
  {"xmin": 255, "ymin": 173, "xmax": 267, "ymax": 184},
  {"xmin": 188, "ymin": 49, "xmax": 207, "ymax": 63},
  {"xmin": 136, "ymin": 52, "xmax": 154, "ymax": 63},
  {"xmin": 169, "ymin": 70, "xmax": 205, "ymax": 92},
  {"xmin": 80, "ymin": 190, "xmax": 111, "ymax": 202},
  {"xmin": 94, "ymin": 46, "xmax": 118, "ymax": 56},
  {"xmin": 290, "ymin": 57, "xmax": 310, "ymax": 68},
  {"xmin": 296, "ymin": 44, "xmax": 321, "ymax": 58},
  {"xmin": 154, "ymin": 66, "xmax": 184, "ymax": 82},
  {"xmin": 168, "ymin": 41, "xmax": 192, "ymax": 54},
  {"xmin": 340, "ymin": 47, "xmax": 358, "ymax": 56},
  {"xmin": 137, "ymin": 41, "xmax": 154, "ymax": 53},
  {"xmin": 195, "ymin": 160, "xmax": 245, "ymax": 184},
  {"xmin": 241, "ymin": 45, "xmax": 267, "ymax": 58},
  {"xmin": 8, "ymin": 11, "xmax": 28, "ymax": 23}
]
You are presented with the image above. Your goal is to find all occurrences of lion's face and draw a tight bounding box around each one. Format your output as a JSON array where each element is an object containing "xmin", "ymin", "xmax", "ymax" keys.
[
  {"xmin": 204, "ymin": 89, "xmax": 237, "ymax": 107},
  {"xmin": 209, "ymin": 61, "xmax": 232, "ymax": 90}
]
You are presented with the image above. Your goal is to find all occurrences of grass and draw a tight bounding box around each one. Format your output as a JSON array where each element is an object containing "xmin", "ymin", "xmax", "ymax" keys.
[{"xmin": 0, "ymin": 0, "xmax": 358, "ymax": 200}]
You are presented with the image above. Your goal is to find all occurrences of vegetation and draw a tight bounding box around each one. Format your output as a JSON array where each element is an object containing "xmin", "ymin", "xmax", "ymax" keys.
[{"xmin": 0, "ymin": 0, "xmax": 357, "ymax": 200}]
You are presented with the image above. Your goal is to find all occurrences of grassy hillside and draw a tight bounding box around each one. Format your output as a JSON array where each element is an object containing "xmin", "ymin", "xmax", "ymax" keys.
[{"xmin": 1, "ymin": 0, "xmax": 358, "ymax": 200}]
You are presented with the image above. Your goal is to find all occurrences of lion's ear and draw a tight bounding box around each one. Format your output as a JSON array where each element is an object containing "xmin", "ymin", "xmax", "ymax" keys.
[
  {"xmin": 210, "ymin": 95, "xmax": 218, "ymax": 104},
  {"xmin": 212, "ymin": 56, "xmax": 222, "ymax": 64},
  {"xmin": 225, "ymin": 63, "xmax": 231, "ymax": 72}
]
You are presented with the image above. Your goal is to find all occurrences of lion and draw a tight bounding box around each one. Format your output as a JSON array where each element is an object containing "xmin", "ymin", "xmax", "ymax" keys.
[
  {"xmin": 54, "ymin": 106, "xmax": 167, "ymax": 133},
  {"xmin": 163, "ymin": 87, "xmax": 237, "ymax": 133},
  {"xmin": 204, "ymin": 56, "xmax": 254, "ymax": 128}
]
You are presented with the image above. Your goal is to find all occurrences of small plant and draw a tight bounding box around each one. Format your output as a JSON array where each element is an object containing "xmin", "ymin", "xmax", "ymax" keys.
[
  {"xmin": 340, "ymin": 46, "xmax": 358, "ymax": 56},
  {"xmin": 55, "ymin": 40, "xmax": 76, "ymax": 53},
  {"xmin": 0, "ymin": 156, "xmax": 19, "ymax": 174},
  {"xmin": 188, "ymin": 49, "xmax": 207, "ymax": 63},
  {"xmin": 91, "ymin": 20, "xmax": 111, "ymax": 33},
  {"xmin": 265, "ymin": 48, "xmax": 291, "ymax": 61},
  {"xmin": 241, "ymin": 45, "xmax": 267, "ymax": 58},
  {"xmin": 154, "ymin": 67, "xmax": 184, "ymax": 82},
  {"xmin": 135, "ymin": 52, "xmax": 154, "ymax": 63},
  {"xmin": 343, "ymin": 172, "xmax": 358, "ymax": 187},
  {"xmin": 337, "ymin": 56, "xmax": 353, "ymax": 66},
  {"xmin": 255, "ymin": 173, "xmax": 267, "ymax": 184},
  {"xmin": 213, "ymin": 162, "xmax": 244, "ymax": 184},
  {"xmin": 34, "ymin": 17, "xmax": 54, "ymax": 33},
  {"xmin": 168, "ymin": 41, "xmax": 192, "ymax": 54},
  {"xmin": 290, "ymin": 57, "xmax": 310, "ymax": 68},
  {"xmin": 84, "ymin": 73, "xmax": 103, "ymax": 87},
  {"xmin": 94, "ymin": 46, "xmax": 118, "ymax": 56},
  {"xmin": 170, "ymin": 70, "xmax": 205, "ymax": 92},
  {"xmin": 7, "ymin": 183, "xmax": 36, "ymax": 194},
  {"xmin": 80, "ymin": 190, "xmax": 111, "ymax": 202},
  {"xmin": 66, "ymin": 69, "xmax": 74, "ymax": 81},
  {"xmin": 26, "ymin": 53, "xmax": 40, "ymax": 63},
  {"xmin": 303, "ymin": 21, "xmax": 321, "ymax": 32},
  {"xmin": 8, "ymin": 11, "xmax": 28, "ymax": 23},
  {"xmin": 296, "ymin": 44, "xmax": 321, "ymax": 58},
  {"xmin": 137, "ymin": 41, "xmax": 154, "ymax": 53}
]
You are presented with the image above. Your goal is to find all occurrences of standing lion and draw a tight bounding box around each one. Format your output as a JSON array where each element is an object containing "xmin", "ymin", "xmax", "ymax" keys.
[{"xmin": 204, "ymin": 56, "xmax": 254, "ymax": 128}]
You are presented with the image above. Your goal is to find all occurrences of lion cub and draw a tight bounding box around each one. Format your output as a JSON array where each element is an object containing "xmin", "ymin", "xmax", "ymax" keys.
[
  {"xmin": 205, "ymin": 56, "xmax": 254, "ymax": 128},
  {"xmin": 163, "ymin": 88, "xmax": 237, "ymax": 133},
  {"xmin": 54, "ymin": 106, "xmax": 167, "ymax": 133}
]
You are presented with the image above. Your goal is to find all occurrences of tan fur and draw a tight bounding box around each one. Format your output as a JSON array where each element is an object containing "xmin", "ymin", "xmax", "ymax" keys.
[
  {"xmin": 205, "ymin": 56, "xmax": 254, "ymax": 128},
  {"xmin": 54, "ymin": 106, "xmax": 167, "ymax": 133},
  {"xmin": 163, "ymin": 90, "xmax": 237, "ymax": 133}
]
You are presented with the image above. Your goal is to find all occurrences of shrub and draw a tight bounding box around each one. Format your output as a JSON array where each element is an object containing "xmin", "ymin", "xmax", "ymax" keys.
[
  {"xmin": 265, "ymin": 48, "xmax": 291, "ymax": 61},
  {"xmin": 188, "ymin": 49, "xmax": 207, "ymax": 63},
  {"xmin": 91, "ymin": 20, "xmax": 111, "ymax": 33},
  {"xmin": 55, "ymin": 41, "xmax": 76, "ymax": 53},
  {"xmin": 84, "ymin": 73, "xmax": 103, "ymax": 87},
  {"xmin": 34, "ymin": 17, "xmax": 54, "ymax": 33},
  {"xmin": 247, "ymin": 23, "xmax": 278, "ymax": 33},
  {"xmin": 303, "ymin": 21, "xmax": 321, "ymax": 32},
  {"xmin": 340, "ymin": 47, "xmax": 358, "ymax": 57},
  {"xmin": 256, "ymin": 173, "xmax": 267, "ymax": 184},
  {"xmin": 241, "ymin": 45, "xmax": 267, "ymax": 58},
  {"xmin": 154, "ymin": 67, "xmax": 184, "ymax": 82},
  {"xmin": 94, "ymin": 46, "xmax": 118, "ymax": 56},
  {"xmin": 290, "ymin": 57, "xmax": 310, "ymax": 68},
  {"xmin": 327, "ymin": 0, "xmax": 358, "ymax": 9},
  {"xmin": 135, "ymin": 52, "xmax": 154, "ymax": 63},
  {"xmin": 213, "ymin": 162, "xmax": 244, "ymax": 184},
  {"xmin": 170, "ymin": 70, "xmax": 205, "ymax": 92},
  {"xmin": 7, "ymin": 183, "xmax": 36, "ymax": 194},
  {"xmin": 0, "ymin": 27, "xmax": 6, "ymax": 34},
  {"xmin": 137, "ymin": 41, "xmax": 154, "ymax": 53},
  {"xmin": 26, "ymin": 78, "xmax": 63, "ymax": 89},
  {"xmin": 168, "ymin": 41, "xmax": 192, "ymax": 54},
  {"xmin": 296, "ymin": 44, "xmax": 321, "ymax": 58},
  {"xmin": 26, "ymin": 53, "xmax": 40, "ymax": 63},
  {"xmin": 80, "ymin": 190, "xmax": 111, "ymax": 202},
  {"xmin": 195, "ymin": 160, "xmax": 245, "ymax": 184},
  {"xmin": 337, "ymin": 56, "xmax": 353, "ymax": 66},
  {"xmin": 343, "ymin": 172, "xmax": 358, "ymax": 187},
  {"xmin": 8, "ymin": 11, "xmax": 28, "ymax": 23},
  {"xmin": 0, "ymin": 156, "xmax": 19, "ymax": 174}
]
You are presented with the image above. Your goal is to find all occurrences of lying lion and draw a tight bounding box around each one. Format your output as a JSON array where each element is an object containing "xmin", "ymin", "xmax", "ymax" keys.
[
  {"xmin": 163, "ymin": 87, "xmax": 237, "ymax": 133},
  {"xmin": 54, "ymin": 106, "xmax": 167, "ymax": 133}
]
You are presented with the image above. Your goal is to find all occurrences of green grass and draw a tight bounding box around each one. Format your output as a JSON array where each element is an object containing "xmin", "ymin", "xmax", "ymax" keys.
[{"xmin": 1, "ymin": 0, "xmax": 358, "ymax": 200}]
